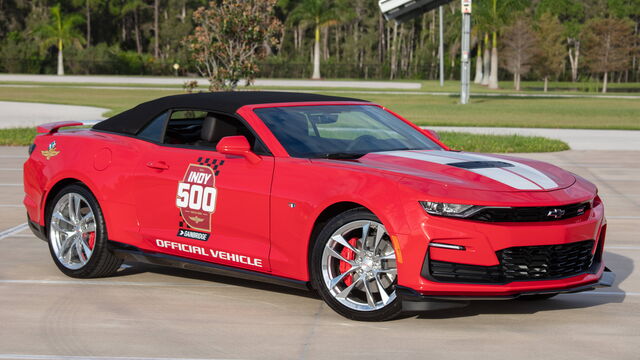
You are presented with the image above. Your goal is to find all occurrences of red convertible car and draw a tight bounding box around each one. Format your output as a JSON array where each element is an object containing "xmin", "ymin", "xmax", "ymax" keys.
[{"xmin": 23, "ymin": 92, "xmax": 614, "ymax": 321}]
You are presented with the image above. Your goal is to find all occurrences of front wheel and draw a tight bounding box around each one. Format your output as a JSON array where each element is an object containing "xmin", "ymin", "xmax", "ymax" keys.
[
  {"xmin": 311, "ymin": 208, "xmax": 402, "ymax": 321},
  {"xmin": 47, "ymin": 184, "xmax": 122, "ymax": 278}
]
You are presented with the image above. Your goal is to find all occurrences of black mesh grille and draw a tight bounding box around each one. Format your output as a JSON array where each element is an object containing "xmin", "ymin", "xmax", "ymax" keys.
[
  {"xmin": 469, "ymin": 201, "xmax": 591, "ymax": 222},
  {"xmin": 498, "ymin": 240, "xmax": 595, "ymax": 280},
  {"xmin": 429, "ymin": 261, "xmax": 504, "ymax": 283},
  {"xmin": 427, "ymin": 240, "xmax": 595, "ymax": 283}
]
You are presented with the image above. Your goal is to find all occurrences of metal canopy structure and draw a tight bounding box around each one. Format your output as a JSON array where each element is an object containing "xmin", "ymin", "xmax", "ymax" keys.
[
  {"xmin": 379, "ymin": 0, "xmax": 454, "ymax": 23},
  {"xmin": 378, "ymin": 0, "xmax": 471, "ymax": 104}
]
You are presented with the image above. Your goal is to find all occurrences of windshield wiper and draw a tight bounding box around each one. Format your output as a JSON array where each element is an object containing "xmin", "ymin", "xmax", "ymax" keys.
[{"xmin": 314, "ymin": 152, "xmax": 367, "ymax": 160}]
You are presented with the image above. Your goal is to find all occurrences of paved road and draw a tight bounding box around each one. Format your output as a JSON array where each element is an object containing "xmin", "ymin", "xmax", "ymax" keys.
[
  {"xmin": 4, "ymin": 74, "xmax": 640, "ymax": 99},
  {"xmin": 0, "ymin": 101, "xmax": 107, "ymax": 128},
  {"xmin": 0, "ymin": 74, "xmax": 422, "ymax": 90},
  {"xmin": 428, "ymin": 126, "xmax": 640, "ymax": 151},
  {"xmin": 0, "ymin": 147, "xmax": 638, "ymax": 360}
]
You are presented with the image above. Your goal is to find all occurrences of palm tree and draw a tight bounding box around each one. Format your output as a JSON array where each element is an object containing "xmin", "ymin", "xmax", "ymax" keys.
[
  {"xmin": 37, "ymin": 4, "xmax": 85, "ymax": 75},
  {"xmin": 121, "ymin": 0, "xmax": 149, "ymax": 54},
  {"xmin": 289, "ymin": 0, "xmax": 339, "ymax": 79},
  {"xmin": 475, "ymin": 0, "xmax": 526, "ymax": 89}
]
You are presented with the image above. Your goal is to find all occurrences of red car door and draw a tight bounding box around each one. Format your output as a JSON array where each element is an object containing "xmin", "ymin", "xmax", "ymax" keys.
[{"xmin": 133, "ymin": 140, "xmax": 274, "ymax": 272}]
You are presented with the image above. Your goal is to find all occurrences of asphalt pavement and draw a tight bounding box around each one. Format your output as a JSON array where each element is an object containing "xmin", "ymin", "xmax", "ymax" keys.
[
  {"xmin": 0, "ymin": 147, "xmax": 638, "ymax": 360},
  {"xmin": 0, "ymin": 101, "xmax": 107, "ymax": 128},
  {"xmin": 0, "ymin": 74, "xmax": 422, "ymax": 90}
]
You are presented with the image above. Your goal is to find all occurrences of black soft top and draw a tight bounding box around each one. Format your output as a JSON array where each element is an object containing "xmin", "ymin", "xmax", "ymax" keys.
[{"xmin": 92, "ymin": 91, "xmax": 367, "ymax": 135}]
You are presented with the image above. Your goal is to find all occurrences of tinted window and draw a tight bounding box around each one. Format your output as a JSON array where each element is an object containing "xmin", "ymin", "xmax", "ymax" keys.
[
  {"xmin": 137, "ymin": 111, "xmax": 169, "ymax": 142},
  {"xmin": 255, "ymin": 105, "xmax": 441, "ymax": 158},
  {"xmin": 137, "ymin": 108, "xmax": 270, "ymax": 155},
  {"xmin": 163, "ymin": 110, "xmax": 208, "ymax": 145}
]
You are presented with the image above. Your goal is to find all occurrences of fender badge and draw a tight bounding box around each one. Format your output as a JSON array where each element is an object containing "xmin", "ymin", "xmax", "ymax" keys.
[{"xmin": 41, "ymin": 141, "xmax": 60, "ymax": 160}]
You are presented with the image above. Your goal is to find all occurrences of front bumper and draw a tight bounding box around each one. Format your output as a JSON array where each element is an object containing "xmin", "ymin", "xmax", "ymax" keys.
[
  {"xmin": 394, "ymin": 195, "xmax": 609, "ymax": 297},
  {"xmin": 400, "ymin": 267, "xmax": 615, "ymax": 311}
]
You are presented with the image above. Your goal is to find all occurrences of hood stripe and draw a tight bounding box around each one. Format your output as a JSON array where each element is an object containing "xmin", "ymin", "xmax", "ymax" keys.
[
  {"xmin": 378, "ymin": 150, "xmax": 558, "ymax": 190},
  {"xmin": 455, "ymin": 152, "xmax": 559, "ymax": 189}
]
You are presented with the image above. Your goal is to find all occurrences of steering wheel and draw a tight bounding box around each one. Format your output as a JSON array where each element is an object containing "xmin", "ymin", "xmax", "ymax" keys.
[{"xmin": 345, "ymin": 135, "xmax": 378, "ymax": 152}]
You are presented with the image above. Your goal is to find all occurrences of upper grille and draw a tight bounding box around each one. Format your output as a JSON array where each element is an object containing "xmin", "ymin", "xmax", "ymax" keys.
[
  {"xmin": 427, "ymin": 240, "xmax": 596, "ymax": 284},
  {"xmin": 469, "ymin": 201, "xmax": 591, "ymax": 222}
]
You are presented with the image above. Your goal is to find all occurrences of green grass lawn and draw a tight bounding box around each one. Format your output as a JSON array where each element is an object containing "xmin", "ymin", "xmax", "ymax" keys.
[
  {"xmin": 438, "ymin": 132, "xmax": 569, "ymax": 153},
  {"xmin": 357, "ymin": 93, "xmax": 640, "ymax": 130},
  {"xmin": 6, "ymin": 82, "xmax": 640, "ymax": 152},
  {"xmin": 0, "ymin": 126, "xmax": 568, "ymax": 153},
  {"xmin": 0, "ymin": 85, "xmax": 637, "ymax": 129}
]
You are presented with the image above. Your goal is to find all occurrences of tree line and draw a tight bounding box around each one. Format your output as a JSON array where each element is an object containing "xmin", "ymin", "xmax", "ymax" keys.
[{"xmin": 0, "ymin": 0, "xmax": 638, "ymax": 92}]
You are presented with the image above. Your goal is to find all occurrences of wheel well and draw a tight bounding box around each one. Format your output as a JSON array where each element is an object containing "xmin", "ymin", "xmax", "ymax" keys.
[
  {"xmin": 307, "ymin": 202, "xmax": 371, "ymax": 280},
  {"xmin": 43, "ymin": 178, "xmax": 84, "ymax": 219}
]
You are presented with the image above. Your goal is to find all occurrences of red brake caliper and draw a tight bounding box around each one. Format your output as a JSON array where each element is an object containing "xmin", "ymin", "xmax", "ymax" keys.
[
  {"xmin": 339, "ymin": 237, "xmax": 359, "ymax": 286},
  {"xmin": 88, "ymin": 232, "xmax": 96, "ymax": 250}
]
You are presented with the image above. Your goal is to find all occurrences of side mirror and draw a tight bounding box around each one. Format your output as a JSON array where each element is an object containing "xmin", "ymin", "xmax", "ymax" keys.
[
  {"xmin": 216, "ymin": 136, "xmax": 261, "ymax": 164},
  {"xmin": 422, "ymin": 128, "xmax": 440, "ymax": 140}
]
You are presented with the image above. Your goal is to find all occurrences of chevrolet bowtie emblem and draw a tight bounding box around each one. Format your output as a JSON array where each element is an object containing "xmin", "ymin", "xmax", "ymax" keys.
[{"xmin": 547, "ymin": 209, "xmax": 566, "ymax": 219}]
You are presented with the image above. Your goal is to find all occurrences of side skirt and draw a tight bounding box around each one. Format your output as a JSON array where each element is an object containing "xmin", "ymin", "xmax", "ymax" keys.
[{"xmin": 108, "ymin": 241, "xmax": 311, "ymax": 291}]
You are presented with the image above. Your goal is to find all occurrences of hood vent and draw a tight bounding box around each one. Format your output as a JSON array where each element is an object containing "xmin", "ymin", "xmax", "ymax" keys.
[{"xmin": 447, "ymin": 161, "xmax": 515, "ymax": 169}]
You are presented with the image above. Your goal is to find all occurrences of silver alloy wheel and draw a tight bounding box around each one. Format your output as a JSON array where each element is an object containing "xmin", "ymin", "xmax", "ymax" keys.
[
  {"xmin": 321, "ymin": 220, "xmax": 397, "ymax": 312},
  {"xmin": 50, "ymin": 193, "xmax": 97, "ymax": 270}
]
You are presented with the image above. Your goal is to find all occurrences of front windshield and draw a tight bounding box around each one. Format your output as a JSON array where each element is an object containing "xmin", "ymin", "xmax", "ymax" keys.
[{"xmin": 254, "ymin": 105, "xmax": 442, "ymax": 158}]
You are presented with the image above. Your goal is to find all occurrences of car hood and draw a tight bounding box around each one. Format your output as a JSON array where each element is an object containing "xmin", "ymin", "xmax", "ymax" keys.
[{"xmin": 358, "ymin": 150, "xmax": 576, "ymax": 192}]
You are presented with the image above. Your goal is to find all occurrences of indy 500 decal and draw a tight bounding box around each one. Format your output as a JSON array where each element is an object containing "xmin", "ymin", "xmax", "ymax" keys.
[{"xmin": 176, "ymin": 164, "xmax": 217, "ymax": 233}]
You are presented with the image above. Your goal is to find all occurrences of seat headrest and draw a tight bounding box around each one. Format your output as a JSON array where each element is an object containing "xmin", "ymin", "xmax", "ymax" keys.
[{"xmin": 200, "ymin": 115, "xmax": 238, "ymax": 144}]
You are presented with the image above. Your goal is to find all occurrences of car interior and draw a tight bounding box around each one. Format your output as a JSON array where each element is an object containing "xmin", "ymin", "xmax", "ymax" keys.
[{"xmin": 138, "ymin": 109, "xmax": 268, "ymax": 154}]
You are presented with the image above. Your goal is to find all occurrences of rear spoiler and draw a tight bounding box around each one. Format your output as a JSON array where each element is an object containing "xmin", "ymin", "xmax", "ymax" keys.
[{"xmin": 36, "ymin": 121, "xmax": 88, "ymax": 134}]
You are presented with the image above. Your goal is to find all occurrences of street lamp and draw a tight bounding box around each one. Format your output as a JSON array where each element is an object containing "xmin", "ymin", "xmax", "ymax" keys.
[{"xmin": 378, "ymin": 0, "xmax": 471, "ymax": 104}]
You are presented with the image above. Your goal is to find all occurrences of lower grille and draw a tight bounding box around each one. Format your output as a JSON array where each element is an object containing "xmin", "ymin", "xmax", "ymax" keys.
[{"xmin": 427, "ymin": 240, "xmax": 595, "ymax": 284}]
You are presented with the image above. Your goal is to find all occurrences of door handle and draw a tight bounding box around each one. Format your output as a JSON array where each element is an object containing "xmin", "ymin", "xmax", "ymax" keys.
[{"xmin": 146, "ymin": 161, "xmax": 169, "ymax": 170}]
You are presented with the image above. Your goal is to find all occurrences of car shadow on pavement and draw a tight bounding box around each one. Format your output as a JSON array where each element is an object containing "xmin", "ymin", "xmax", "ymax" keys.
[
  {"xmin": 110, "ymin": 252, "xmax": 632, "ymax": 319},
  {"xmin": 113, "ymin": 261, "xmax": 320, "ymax": 299},
  {"xmin": 413, "ymin": 252, "xmax": 633, "ymax": 320}
]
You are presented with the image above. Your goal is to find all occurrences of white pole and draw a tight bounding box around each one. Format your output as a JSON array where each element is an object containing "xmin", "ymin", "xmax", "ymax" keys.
[
  {"xmin": 439, "ymin": 6, "xmax": 444, "ymax": 87},
  {"xmin": 460, "ymin": 1, "xmax": 471, "ymax": 104}
]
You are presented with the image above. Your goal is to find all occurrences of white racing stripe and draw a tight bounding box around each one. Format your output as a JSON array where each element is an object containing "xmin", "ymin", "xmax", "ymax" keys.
[
  {"xmin": 469, "ymin": 168, "xmax": 540, "ymax": 190},
  {"xmin": 453, "ymin": 152, "xmax": 560, "ymax": 189},
  {"xmin": 379, "ymin": 150, "xmax": 559, "ymax": 190}
]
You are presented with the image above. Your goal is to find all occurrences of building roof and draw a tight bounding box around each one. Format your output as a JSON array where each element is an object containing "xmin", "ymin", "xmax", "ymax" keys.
[{"xmin": 92, "ymin": 91, "xmax": 367, "ymax": 135}]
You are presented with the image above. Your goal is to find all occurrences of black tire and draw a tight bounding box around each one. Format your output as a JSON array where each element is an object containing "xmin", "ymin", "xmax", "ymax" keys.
[
  {"xmin": 310, "ymin": 208, "xmax": 402, "ymax": 321},
  {"xmin": 46, "ymin": 184, "xmax": 122, "ymax": 278},
  {"xmin": 516, "ymin": 293, "xmax": 558, "ymax": 301}
]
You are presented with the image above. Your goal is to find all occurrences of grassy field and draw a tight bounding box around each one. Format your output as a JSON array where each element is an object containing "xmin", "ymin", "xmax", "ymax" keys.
[
  {"xmin": 438, "ymin": 132, "xmax": 569, "ymax": 153},
  {"xmin": 0, "ymin": 85, "xmax": 638, "ymax": 130},
  {"xmin": 0, "ymin": 126, "xmax": 568, "ymax": 153}
]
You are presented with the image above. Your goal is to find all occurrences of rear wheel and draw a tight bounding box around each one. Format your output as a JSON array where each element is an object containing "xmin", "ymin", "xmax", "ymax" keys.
[
  {"xmin": 47, "ymin": 184, "xmax": 122, "ymax": 278},
  {"xmin": 311, "ymin": 208, "xmax": 401, "ymax": 321}
]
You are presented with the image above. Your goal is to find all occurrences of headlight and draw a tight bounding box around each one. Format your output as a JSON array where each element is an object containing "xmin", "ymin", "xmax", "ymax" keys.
[{"xmin": 419, "ymin": 201, "xmax": 483, "ymax": 218}]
